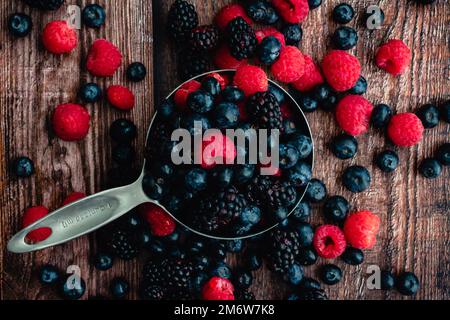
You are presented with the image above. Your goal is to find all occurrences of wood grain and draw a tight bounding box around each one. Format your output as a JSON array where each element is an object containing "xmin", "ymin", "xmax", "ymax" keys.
[{"xmin": 1, "ymin": 0, "xmax": 449, "ymax": 300}]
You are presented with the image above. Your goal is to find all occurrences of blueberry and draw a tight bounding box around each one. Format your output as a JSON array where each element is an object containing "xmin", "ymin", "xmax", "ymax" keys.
[
  {"xmin": 142, "ymin": 175, "xmax": 165, "ymax": 200},
  {"xmin": 112, "ymin": 144, "xmax": 135, "ymax": 165},
  {"xmin": 331, "ymin": 134, "xmax": 358, "ymax": 160},
  {"xmin": 202, "ymin": 77, "xmax": 221, "ymax": 96},
  {"xmin": 268, "ymin": 84, "xmax": 286, "ymax": 105},
  {"xmin": 108, "ymin": 165, "xmax": 139, "ymax": 188},
  {"xmin": 343, "ymin": 166, "xmax": 371, "ymax": 193},
  {"xmin": 138, "ymin": 228, "xmax": 152, "ymax": 247},
  {"xmin": 321, "ymin": 94, "xmax": 339, "ymax": 112},
  {"xmin": 246, "ymin": 0, "xmax": 270, "ymax": 23},
  {"xmin": 241, "ymin": 206, "xmax": 262, "ymax": 226},
  {"xmin": 207, "ymin": 240, "xmax": 227, "ymax": 261},
  {"xmin": 110, "ymin": 119, "xmax": 137, "ymax": 143},
  {"xmin": 210, "ymin": 262, "xmax": 232, "ymax": 279},
  {"xmin": 233, "ymin": 270, "xmax": 253, "ymax": 289},
  {"xmin": 264, "ymin": 5, "xmax": 279, "ymax": 24},
  {"xmin": 187, "ymin": 238, "xmax": 206, "ymax": 255},
  {"xmin": 245, "ymin": 253, "xmax": 263, "ymax": 271},
  {"xmin": 313, "ymin": 84, "xmax": 333, "ymax": 103},
  {"xmin": 149, "ymin": 239, "xmax": 166, "ymax": 255},
  {"xmin": 213, "ymin": 102, "xmax": 240, "ymax": 129},
  {"xmin": 284, "ymin": 263, "xmax": 304, "ymax": 285},
  {"xmin": 381, "ymin": 270, "xmax": 395, "ymax": 290},
  {"xmin": 82, "ymin": 4, "xmax": 106, "ymax": 28},
  {"xmin": 441, "ymin": 100, "xmax": 450, "ymax": 123},
  {"xmin": 375, "ymin": 150, "xmax": 399, "ymax": 172},
  {"xmin": 305, "ymin": 179, "xmax": 327, "ymax": 203},
  {"xmin": 93, "ymin": 252, "xmax": 114, "ymax": 271},
  {"xmin": 279, "ymin": 143, "xmax": 300, "ymax": 169},
  {"xmin": 300, "ymin": 277, "xmax": 321, "ymax": 290},
  {"xmin": 12, "ymin": 156, "xmax": 35, "ymax": 178},
  {"xmin": 320, "ymin": 264, "xmax": 342, "ymax": 285},
  {"xmin": 282, "ymin": 24, "xmax": 303, "ymax": 46},
  {"xmin": 324, "ymin": 195, "xmax": 349, "ymax": 222},
  {"xmin": 341, "ymin": 247, "xmax": 364, "ymax": 265},
  {"xmin": 417, "ymin": 103, "xmax": 440, "ymax": 129},
  {"xmin": 120, "ymin": 212, "xmax": 144, "ymax": 231},
  {"xmin": 187, "ymin": 90, "xmax": 214, "ymax": 113},
  {"xmin": 126, "ymin": 62, "xmax": 147, "ymax": 82},
  {"xmin": 181, "ymin": 113, "xmax": 211, "ymax": 135},
  {"xmin": 332, "ymin": 3, "xmax": 355, "ymax": 24},
  {"xmin": 308, "ymin": 0, "xmax": 322, "ymax": 9},
  {"xmin": 288, "ymin": 133, "xmax": 313, "ymax": 159},
  {"xmin": 296, "ymin": 223, "xmax": 314, "ymax": 247},
  {"xmin": 275, "ymin": 207, "xmax": 288, "ymax": 222},
  {"xmin": 437, "ymin": 143, "xmax": 450, "ymax": 166},
  {"xmin": 332, "ymin": 26, "xmax": 358, "ymax": 50},
  {"xmin": 233, "ymin": 164, "xmax": 256, "ymax": 185},
  {"xmin": 297, "ymin": 247, "xmax": 318, "ymax": 266},
  {"xmin": 291, "ymin": 201, "xmax": 311, "ymax": 222},
  {"xmin": 78, "ymin": 83, "xmax": 102, "ymax": 103},
  {"xmin": 185, "ymin": 168, "xmax": 207, "ymax": 192},
  {"xmin": 283, "ymin": 119, "xmax": 297, "ymax": 135},
  {"xmin": 8, "ymin": 13, "xmax": 32, "ymax": 37},
  {"xmin": 396, "ymin": 272, "xmax": 420, "ymax": 296},
  {"xmin": 226, "ymin": 239, "xmax": 244, "ymax": 253},
  {"xmin": 363, "ymin": 6, "xmax": 385, "ymax": 29},
  {"xmin": 287, "ymin": 161, "xmax": 312, "ymax": 187},
  {"xmin": 298, "ymin": 95, "xmax": 318, "ymax": 113},
  {"xmin": 152, "ymin": 162, "xmax": 174, "ymax": 179},
  {"xmin": 222, "ymin": 86, "xmax": 245, "ymax": 103},
  {"xmin": 210, "ymin": 167, "xmax": 234, "ymax": 189},
  {"xmin": 349, "ymin": 76, "xmax": 367, "ymax": 95},
  {"xmin": 371, "ymin": 104, "xmax": 392, "ymax": 128},
  {"xmin": 190, "ymin": 272, "xmax": 209, "ymax": 293},
  {"xmin": 419, "ymin": 158, "xmax": 442, "ymax": 179},
  {"xmin": 110, "ymin": 278, "xmax": 129, "ymax": 299},
  {"xmin": 38, "ymin": 265, "xmax": 60, "ymax": 285},
  {"xmin": 257, "ymin": 36, "xmax": 282, "ymax": 65},
  {"xmin": 60, "ymin": 276, "xmax": 86, "ymax": 300}
]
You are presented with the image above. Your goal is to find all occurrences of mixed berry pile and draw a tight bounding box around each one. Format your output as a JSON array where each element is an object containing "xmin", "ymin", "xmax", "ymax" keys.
[{"xmin": 7, "ymin": 0, "xmax": 448, "ymax": 300}]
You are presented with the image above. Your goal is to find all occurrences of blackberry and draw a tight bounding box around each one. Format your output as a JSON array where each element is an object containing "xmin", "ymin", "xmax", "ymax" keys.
[
  {"xmin": 189, "ymin": 25, "xmax": 219, "ymax": 51},
  {"xmin": 143, "ymin": 258, "xmax": 194, "ymax": 290},
  {"xmin": 108, "ymin": 229, "xmax": 139, "ymax": 260},
  {"xmin": 24, "ymin": 0, "xmax": 64, "ymax": 10},
  {"xmin": 298, "ymin": 288, "xmax": 328, "ymax": 300},
  {"xmin": 140, "ymin": 282, "xmax": 165, "ymax": 300},
  {"xmin": 236, "ymin": 290, "xmax": 256, "ymax": 300},
  {"xmin": 177, "ymin": 48, "xmax": 210, "ymax": 81},
  {"xmin": 226, "ymin": 17, "xmax": 257, "ymax": 60},
  {"xmin": 168, "ymin": 0, "xmax": 198, "ymax": 41},
  {"xmin": 244, "ymin": 175, "xmax": 274, "ymax": 206},
  {"xmin": 267, "ymin": 227, "xmax": 301, "ymax": 273},
  {"xmin": 193, "ymin": 186, "xmax": 248, "ymax": 233},
  {"xmin": 165, "ymin": 289, "xmax": 194, "ymax": 300},
  {"xmin": 247, "ymin": 91, "xmax": 282, "ymax": 130},
  {"xmin": 266, "ymin": 181, "xmax": 297, "ymax": 210}
]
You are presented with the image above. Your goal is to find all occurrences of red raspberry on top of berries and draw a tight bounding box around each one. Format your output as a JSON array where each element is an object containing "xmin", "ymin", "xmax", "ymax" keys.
[
  {"xmin": 271, "ymin": 46, "xmax": 305, "ymax": 83},
  {"xmin": 86, "ymin": 39, "xmax": 122, "ymax": 77},
  {"xmin": 291, "ymin": 54, "xmax": 324, "ymax": 92},
  {"xmin": 213, "ymin": 44, "xmax": 248, "ymax": 70},
  {"xmin": 174, "ymin": 79, "xmax": 201, "ymax": 111},
  {"xmin": 52, "ymin": 103, "xmax": 90, "ymax": 141},
  {"xmin": 321, "ymin": 50, "xmax": 361, "ymax": 92},
  {"xmin": 42, "ymin": 20, "xmax": 77, "ymax": 54},
  {"xmin": 375, "ymin": 39, "xmax": 411, "ymax": 76},
  {"xmin": 255, "ymin": 27, "xmax": 286, "ymax": 47},
  {"xmin": 22, "ymin": 206, "xmax": 51, "ymax": 244},
  {"xmin": 313, "ymin": 225, "xmax": 347, "ymax": 259},
  {"xmin": 215, "ymin": 3, "xmax": 252, "ymax": 30},
  {"xmin": 344, "ymin": 211, "xmax": 381, "ymax": 250},
  {"xmin": 140, "ymin": 203, "xmax": 176, "ymax": 237},
  {"xmin": 336, "ymin": 95, "xmax": 374, "ymax": 136},
  {"xmin": 272, "ymin": 0, "xmax": 309, "ymax": 24},
  {"xmin": 199, "ymin": 132, "xmax": 237, "ymax": 169},
  {"xmin": 202, "ymin": 277, "xmax": 235, "ymax": 300},
  {"xmin": 107, "ymin": 85, "xmax": 135, "ymax": 111},
  {"xmin": 62, "ymin": 192, "xmax": 86, "ymax": 207},
  {"xmin": 387, "ymin": 113, "xmax": 424, "ymax": 147},
  {"xmin": 233, "ymin": 64, "xmax": 268, "ymax": 96}
]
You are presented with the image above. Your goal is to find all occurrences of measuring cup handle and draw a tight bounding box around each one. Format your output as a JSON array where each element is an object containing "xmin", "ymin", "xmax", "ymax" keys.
[{"xmin": 7, "ymin": 179, "xmax": 149, "ymax": 254}]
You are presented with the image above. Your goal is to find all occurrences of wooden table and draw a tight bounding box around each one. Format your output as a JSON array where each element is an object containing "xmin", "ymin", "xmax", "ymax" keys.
[{"xmin": 0, "ymin": 0, "xmax": 448, "ymax": 300}]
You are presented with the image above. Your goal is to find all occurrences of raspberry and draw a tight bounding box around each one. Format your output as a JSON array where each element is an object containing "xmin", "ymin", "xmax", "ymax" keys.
[
  {"xmin": 213, "ymin": 44, "xmax": 248, "ymax": 70},
  {"xmin": 140, "ymin": 203, "xmax": 176, "ymax": 237},
  {"xmin": 200, "ymin": 132, "xmax": 237, "ymax": 169},
  {"xmin": 86, "ymin": 39, "xmax": 122, "ymax": 77},
  {"xmin": 343, "ymin": 211, "xmax": 381, "ymax": 249},
  {"xmin": 62, "ymin": 192, "xmax": 86, "ymax": 206},
  {"xmin": 313, "ymin": 225, "xmax": 347, "ymax": 259},
  {"xmin": 291, "ymin": 54, "xmax": 324, "ymax": 92},
  {"xmin": 22, "ymin": 206, "xmax": 51, "ymax": 244},
  {"xmin": 202, "ymin": 277, "xmax": 235, "ymax": 300},
  {"xmin": 215, "ymin": 4, "xmax": 252, "ymax": 31},
  {"xmin": 233, "ymin": 64, "xmax": 268, "ymax": 96},
  {"xmin": 255, "ymin": 27, "xmax": 286, "ymax": 47},
  {"xmin": 270, "ymin": 46, "xmax": 305, "ymax": 83},
  {"xmin": 207, "ymin": 72, "xmax": 228, "ymax": 90},
  {"xmin": 280, "ymin": 103, "xmax": 294, "ymax": 119},
  {"xmin": 42, "ymin": 20, "xmax": 77, "ymax": 54},
  {"xmin": 375, "ymin": 39, "xmax": 411, "ymax": 76},
  {"xmin": 321, "ymin": 50, "xmax": 361, "ymax": 92},
  {"xmin": 335, "ymin": 95, "xmax": 374, "ymax": 136},
  {"xmin": 52, "ymin": 103, "xmax": 90, "ymax": 141},
  {"xmin": 387, "ymin": 113, "xmax": 424, "ymax": 147},
  {"xmin": 272, "ymin": 0, "xmax": 309, "ymax": 24},
  {"xmin": 174, "ymin": 79, "xmax": 201, "ymax": 111},
  {"xmin": 107, "ymin": 85, "xmax": 135, "ymax": 111}
]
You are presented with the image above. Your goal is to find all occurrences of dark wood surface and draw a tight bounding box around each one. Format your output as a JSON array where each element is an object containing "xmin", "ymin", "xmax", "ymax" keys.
[{"xmin": 1, "ymin": 0, "xmax": 448, "ymax": 300}]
